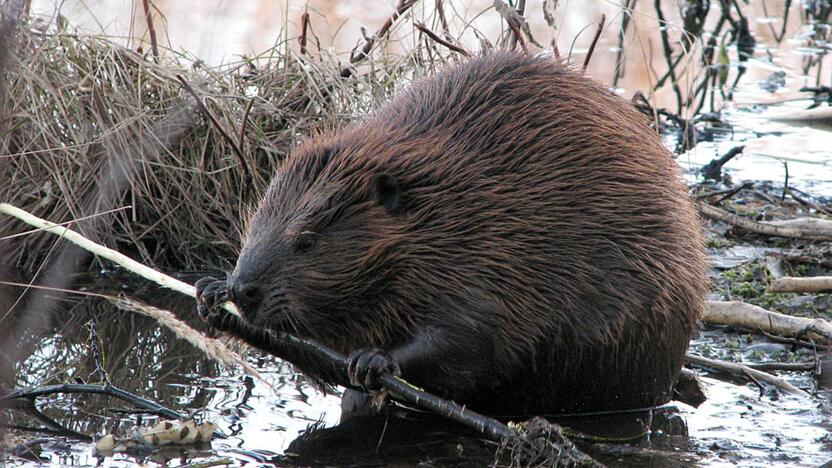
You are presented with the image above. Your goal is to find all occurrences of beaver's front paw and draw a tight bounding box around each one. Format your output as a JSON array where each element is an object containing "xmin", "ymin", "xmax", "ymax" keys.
[
  {"xmin": 195, "ymin": 276, "xmax": 230, "ymax": 329},
  {"xmin": 347, "ymin": 348, "xmax": 401, "ymax": 390}
]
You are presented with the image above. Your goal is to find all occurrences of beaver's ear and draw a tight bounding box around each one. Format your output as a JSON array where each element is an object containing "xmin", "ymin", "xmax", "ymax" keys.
[{"xmin": 371, "ymin": 173, "xmax": 401, "ymax": 215}]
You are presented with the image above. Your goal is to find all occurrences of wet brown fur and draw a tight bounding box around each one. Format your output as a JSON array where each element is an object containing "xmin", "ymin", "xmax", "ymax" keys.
[{"xmin": 234, "ymin": 51, "xmax": 707, "ymax": 415}]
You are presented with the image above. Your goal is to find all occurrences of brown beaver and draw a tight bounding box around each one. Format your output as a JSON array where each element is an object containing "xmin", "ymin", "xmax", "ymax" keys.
[{"xmin": 199, "ymin": 51, "xmax": 707, "ymax": 417}]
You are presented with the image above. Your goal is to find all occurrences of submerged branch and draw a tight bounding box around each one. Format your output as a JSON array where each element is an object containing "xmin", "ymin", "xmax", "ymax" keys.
[
  {"xmin": 1, "ymin": 383, "xmax": 182, "ymax": 420},
  {"xmin": 684, "ymin": 353, "xmax": 807, "ymax": 396}
]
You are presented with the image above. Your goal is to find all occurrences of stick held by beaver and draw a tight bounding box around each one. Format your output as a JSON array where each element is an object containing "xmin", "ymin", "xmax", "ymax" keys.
[{"xmin": 196, "ymin": 51, "xmax": 707, "ymax": 417}]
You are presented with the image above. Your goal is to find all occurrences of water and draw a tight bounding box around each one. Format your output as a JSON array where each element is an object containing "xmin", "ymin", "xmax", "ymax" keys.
[{"xmin": 1, "ymin": 267, "xmax": 829, "ymax": 467}]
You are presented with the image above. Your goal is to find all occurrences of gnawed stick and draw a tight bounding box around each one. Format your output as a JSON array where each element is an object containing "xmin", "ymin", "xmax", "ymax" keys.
[
  {"xmin": 684, "ymin": 354, "xmax": 808, "ymax": 396},
  {"xmin": 767, "ymin": 276, "xmax": 832, "ymax": 293},
  {"xmin": 0, "ymin": 203, "xmax": 265, "ymax": 383},
  {"xmin": 1, "ymin": 202, "xmax": 601, "ymax": 466},
  {"xmin": 698, "ymin": 203, "xmax": 832, "ymax": 240},
  {"xmin": 0, "ymin": 203, "xmax": 239, "ymax": 316},
  {"xmin": 704, "ymin": 300, "xmax": 832, "ymax": 346}
]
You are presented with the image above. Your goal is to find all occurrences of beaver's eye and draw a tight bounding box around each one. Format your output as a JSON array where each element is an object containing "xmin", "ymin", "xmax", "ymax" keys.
[{"xmin": 294, "ymin": 231, "xmax": 318, "ymax": 253}]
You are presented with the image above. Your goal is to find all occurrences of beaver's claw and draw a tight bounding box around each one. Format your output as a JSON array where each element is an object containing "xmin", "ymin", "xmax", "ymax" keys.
[
  {"xmin": 347, "ymin": 348, "xmax": 401, "ymax": 391},
  {"xmin": 195, "ymin": 276, "xmax": 230, "ymax": 327}
]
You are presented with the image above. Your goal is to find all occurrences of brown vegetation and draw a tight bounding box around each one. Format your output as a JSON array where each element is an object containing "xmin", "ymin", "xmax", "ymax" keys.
[{"xmin": 0, "ymin": 21, "xmax": 369, "ymax": 270}]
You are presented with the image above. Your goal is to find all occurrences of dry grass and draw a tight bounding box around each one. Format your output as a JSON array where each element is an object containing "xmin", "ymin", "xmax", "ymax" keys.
[
  {"xmin": 0, "ymin": 10, "xmax": 461, "ymax": 271},
  {"xmin": 0, "ymin": 23, "xmax": 330, "ymax": 269}
]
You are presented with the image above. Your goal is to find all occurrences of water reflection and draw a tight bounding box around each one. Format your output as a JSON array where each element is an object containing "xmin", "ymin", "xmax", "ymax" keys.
[{"xmin": 2, "ymin": 279, "xmax": 829, "ymax": 466}]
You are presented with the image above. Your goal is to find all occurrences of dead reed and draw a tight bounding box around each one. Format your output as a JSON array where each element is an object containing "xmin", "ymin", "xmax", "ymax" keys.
[{"xmin": 0, "ymin": 12, "xmax": 456, "ymax": 271}]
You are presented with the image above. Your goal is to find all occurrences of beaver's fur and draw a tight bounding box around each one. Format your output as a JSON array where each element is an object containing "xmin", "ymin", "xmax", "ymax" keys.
[{"xmin": 230, "ymin": 51, "xmax": 707, "ymax": 415}]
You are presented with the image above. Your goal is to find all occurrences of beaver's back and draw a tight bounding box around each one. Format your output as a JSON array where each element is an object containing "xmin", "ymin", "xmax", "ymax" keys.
[{"xmin": 349, "ymin": 53, "xmax": 707, "ymax": 413}]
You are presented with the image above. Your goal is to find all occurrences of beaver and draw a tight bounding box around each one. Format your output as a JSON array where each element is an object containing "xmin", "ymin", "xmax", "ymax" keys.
[{"xmin": 199, "ymin": 51, "xmax": 707, "ymax": 417}]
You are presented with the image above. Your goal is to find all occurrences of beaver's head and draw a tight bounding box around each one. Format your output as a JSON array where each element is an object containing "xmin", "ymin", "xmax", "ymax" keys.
[{"xmin": 228, "ymin": 135, "xmax": 408, "ymax": 346}]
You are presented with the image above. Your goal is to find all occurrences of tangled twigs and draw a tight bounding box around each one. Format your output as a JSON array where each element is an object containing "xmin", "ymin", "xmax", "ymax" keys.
[
  {"xmin": 494, "ymin": 0, "xmax": 543, "ymax": 52},
  {"xmin": 175, "ymin": 75, "xmax": 252, "ymax": 189},
  {"xmin": 698, "ymin": 203, "xmax": 832, "ymax": 240},
  {"xmin": 495, "ymin": 417, "xmax": 601, "ymax": 467},
  {"xmin": 341, "ymin": 0, "xmax": 417, "ymax": 78}
]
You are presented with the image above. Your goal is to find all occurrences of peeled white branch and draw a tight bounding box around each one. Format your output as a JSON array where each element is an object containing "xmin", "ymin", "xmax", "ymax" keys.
[
  {"xmin": 0, "ymin": 203, "xmax": 260, "ymax": 381},
  {"xmin": 0, "ymin": 202, "xmax": 238, "ymax": 315},
  {"xmin": 704, "ymin": 300, "xmax": 832, "ymax": 345},
  {"xmin": 767, "ymin": 276, "xmax": 832, "ymax": 293}
]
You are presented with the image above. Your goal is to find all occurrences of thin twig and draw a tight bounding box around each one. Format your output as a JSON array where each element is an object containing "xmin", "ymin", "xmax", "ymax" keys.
[
  {"xmin": 583, "ymin": 13, "xmax": 606, "ymax": 71},
  {"xmin": 684, "ymin": 354, "xmax": 807, "ymax": 396},
  {"xmin": 612, "ymin": 0, "xmax": 637, "ymax": 88},
  {"xmin": 415, "ymin": 22, "xmax": 471, "ymax": 57},
  {"xmin": 654, "ymin": 0, "xmax": 684, "ymax": 115},
  {"xmin": 299, "ymin": 8, "xmax": 310, "ymax": 55},
  {"xmin": 435, "ymin": 0, "xmax": 452, "ymax": 40},
  {"xmin": 141, "ymin": 0, "xmax": 159, "ymax": 63},
  {"xmin": 238, "ymin": 97, "xmax": 255, "ymax": 155},
  {"xmin": 781, "ymin": 161, "xmax": 789, "ymax": 202},
  {"xmin": 695, "ymin": 181, "xmax": 753, "ymax": 201}
]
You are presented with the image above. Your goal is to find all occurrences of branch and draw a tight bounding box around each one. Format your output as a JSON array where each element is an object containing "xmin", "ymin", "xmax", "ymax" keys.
[
  {"xmin": 768, "ymin": 276, "xmax": 832, "ymax": 293},
  {"xmin": 698, "ymin": 203, "xmax": 832, "ymax": 240},
  {"xmin": 341, "ymin": 0, "xmax": 417, "ymax": 78},
  {"xmin": 704, "ymin": 300, "xmax": 832, "ymax": 345},
  {"xmin": 1, "ymin": 383, "xmax": 182, "ymax": 419},
  {"xmin": 685, "ymin": 353, "xmax": 808, "ymax": 396},
  {"xmin": 141, "ymin": 0, "xmax": 159, "ymax": 63},
  {"xmin": 414, "ymin": 22, "xmax": 471, "ymax": 57},
  {"xmin": 0, "ymin": 202, "xmax": 600, "ymax": 466},
  {"xmin": 582, "ymin": 14, "xmax": 605, "ymax": 72}
]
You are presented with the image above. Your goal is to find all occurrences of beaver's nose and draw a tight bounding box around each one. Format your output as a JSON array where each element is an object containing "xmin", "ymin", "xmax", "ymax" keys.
[{"xmin": 229, "ymin": 279, "xmax": 263, "ymax": 317}]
